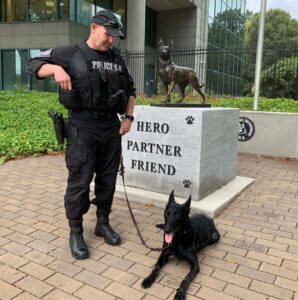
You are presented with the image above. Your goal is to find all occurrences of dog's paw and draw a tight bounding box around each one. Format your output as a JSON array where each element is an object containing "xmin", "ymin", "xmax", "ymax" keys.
[
  {"xmin": 141, "ymin": 276, "xmax": 154, "ymax": 289},
  {"xmin": 174, "ymin": 289, "xmax": 186, "ymax": 300},
  {"xmin": 183, "ymin": 179, "xmax": 191, "ymax": 188},
  {"xmin": 185, "ymin": 116, "xmax": 194, "ymax": 124}
]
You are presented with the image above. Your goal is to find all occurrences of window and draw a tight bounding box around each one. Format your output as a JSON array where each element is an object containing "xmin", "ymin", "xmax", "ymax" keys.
[
  {"xmin": 113, "ymin": 0, "xmax": 126, "ymax": 30},
  {"xmin": 96, "ymin": 0, "xmax": 112, "ymax": 10},
  {"xmin": 29, "ymin": 0, "xmax": 57, "ymax": 21},
  {"xmin": 1, "ymin": 0, "xmax": 28, "ymax": 21},
  {"xmin": 58, "ymin": 0, "xmax": 70, "ymax": 20},
  {"xmin": 207, "ymin": 0, "xmax": 246, "ymax": 96},
  {"xmin": 209, "ymin": 0, "xmax": 215, "ymax": 19},
  {"xmin": 2, "ymin": 50, "xmax": 28, "ymax": 90},
  {"xmin": 145, "ymin": 6, "xmax": 156, "ymax": 48},
  {"xmin": 76, "ymin": 0, "xmax": 95, "ymax": 25}
]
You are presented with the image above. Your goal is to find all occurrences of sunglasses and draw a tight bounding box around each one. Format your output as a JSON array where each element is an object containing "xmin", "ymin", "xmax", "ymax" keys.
[{"xmin": 101, "ymin": 20, "xmax": 123, "ymax": 31}]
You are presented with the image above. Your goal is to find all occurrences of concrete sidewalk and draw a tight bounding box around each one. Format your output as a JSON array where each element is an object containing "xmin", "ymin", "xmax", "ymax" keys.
[{"xmin": 0, "ymin": 153, "xmax": 297, "ymax": 300}]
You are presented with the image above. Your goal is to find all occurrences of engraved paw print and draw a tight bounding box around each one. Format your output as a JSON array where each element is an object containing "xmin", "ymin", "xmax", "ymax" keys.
[
  {"xmin": 183, "ymin": 180, "xmax": 191, "ymax": 188},
  {"xmin": 185, "ymin": 116, "xmax": 194, "ymax": 125}
]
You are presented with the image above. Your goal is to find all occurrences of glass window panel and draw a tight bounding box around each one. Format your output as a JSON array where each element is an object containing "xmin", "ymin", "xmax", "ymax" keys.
[
  {"xmin": 76, "ymin": 0, "xmax": 95, "ymax": 25},
  {"xmin": 220, "ymin": 26, "xmax": 226, "ymax": 49},
  {"xmin": 96, "ymin": 0, "xmax": 112, "ymax": 10},
  {"xmin": 69, "ymin": 0, "xmax": 76, "ymax": 21},
  {"xmin": 221, "ymin": 1, "xmax": 227, "ymax": 21},
  {"xmin": 208, "ymin": 17, "xmax": 215, "ymax": 45},
  {"xmin": 113, "ymin": 0, "xmax": 126, "ymax": 30},
  {"xmin": 58, "ymin": 0, "xmax": 69, "ymax": 20},
  {"xmin": 209, "ymin": 0, "xmax": 215, "ymax": 19},
  {"xmin": 2, "ymin": 50, "xmax": 17, "ymax": 90},
  {"xmin": 1, "ymin": 0, "xmax": 28, "ymax": 21},
  {"xmin": 145, "ymin": 6, "xmax": 156, "ymax": 48},
  {"xmin": 2, "ymin": 50, "xmax": 28, "ymax": 90},
  {"xmin": 16, "ymin": 50, "xmax": 29, "ymax": 89},
  {"xmin": 215, "ymin": 0, "xmax": 221, "ymax": 17},
  {"xmin": 30, "ymin": 0, "xmax": 57, "ymax": 21},
  {"xmin": 241, "ymin": 0, "xmax": 246, "ymax": 15}
]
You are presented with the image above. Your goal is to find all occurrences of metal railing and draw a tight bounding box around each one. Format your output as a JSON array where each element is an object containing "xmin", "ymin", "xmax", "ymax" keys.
[{"xmin": 124, "ymin": 45, "xmax": 298, "ymax": 99}]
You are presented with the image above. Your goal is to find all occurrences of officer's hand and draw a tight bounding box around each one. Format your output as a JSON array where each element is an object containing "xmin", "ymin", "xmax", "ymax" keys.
[
  {"xmin": 53, "ymin": 66, "xmax": 72, "ymax": 90},
  {"xmin": 119, "ymin": 118, "xmax": 132, "ymax": 135}
]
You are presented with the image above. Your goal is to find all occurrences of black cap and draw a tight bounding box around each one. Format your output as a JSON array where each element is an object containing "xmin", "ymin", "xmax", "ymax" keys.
[{"xmin": 91, "ymin": 9, "xmax": 125, "ymax": 39}]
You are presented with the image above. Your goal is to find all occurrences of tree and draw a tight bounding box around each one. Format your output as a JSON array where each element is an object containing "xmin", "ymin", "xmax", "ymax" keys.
[
  {"xmin": 245, "ymin": 9, "xmax": 298, "ymax": 50},
  {"xmin": 261, "ymin": 56, "xmax": 298, "ymax": 99},
  {"xmin": 243, "ymin": 9, "xmax": 298, "ymax": 98}
]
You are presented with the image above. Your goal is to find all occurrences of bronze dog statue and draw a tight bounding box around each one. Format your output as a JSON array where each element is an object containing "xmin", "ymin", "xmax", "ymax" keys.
[{"xmin": 158, "ymin": 39, "xmax": 206, "ymax": 104}]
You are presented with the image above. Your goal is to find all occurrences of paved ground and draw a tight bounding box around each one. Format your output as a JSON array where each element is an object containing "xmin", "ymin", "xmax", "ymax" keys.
[{"xmin": 0, "ymin": 153, "xmax": 297, "ymax": 300}]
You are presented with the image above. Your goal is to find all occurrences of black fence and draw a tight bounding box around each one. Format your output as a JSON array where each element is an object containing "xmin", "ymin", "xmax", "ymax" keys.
[{"xmin": 124, "ymin": 45, "xmax": 298, "ymax": 99}]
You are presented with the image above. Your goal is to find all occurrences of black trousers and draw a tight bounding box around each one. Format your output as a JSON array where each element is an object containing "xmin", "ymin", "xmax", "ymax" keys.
[{"xmin": 64, "ymin": 117, "xmax": 121, "ymax": 220}]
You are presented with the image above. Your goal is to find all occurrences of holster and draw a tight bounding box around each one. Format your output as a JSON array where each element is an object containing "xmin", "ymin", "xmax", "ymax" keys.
[{"xmin": 48, "ymin": 110, "xmax": 68, "ymax": 145}]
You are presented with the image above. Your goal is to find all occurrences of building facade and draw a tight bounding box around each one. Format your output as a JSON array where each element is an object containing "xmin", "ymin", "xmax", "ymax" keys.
[{"xmin": 0, "ymin": 0, "xmax": 246, "ymax": 94}]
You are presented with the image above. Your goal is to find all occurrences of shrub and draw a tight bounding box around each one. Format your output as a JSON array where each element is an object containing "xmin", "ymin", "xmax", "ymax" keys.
[{"xmin": 261, "ymin": 56, "xmax": 298, "ymax": 99}]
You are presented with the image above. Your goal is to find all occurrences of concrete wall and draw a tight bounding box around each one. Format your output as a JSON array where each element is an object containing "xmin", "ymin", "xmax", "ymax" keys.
[
  {"xmin": 156, "ymin": 0, "xmax": 208, "ymax": 48},
  {"xmin": 156, "ymin": 8, "xmax": 197, "ymax": 48},
  {"xmin": 238, "ymin": 111, "xmax": 298, "ymax": 159},
  {"xmin": 0, "ymin": 21, "xmax": 89, "ymax": 49}
]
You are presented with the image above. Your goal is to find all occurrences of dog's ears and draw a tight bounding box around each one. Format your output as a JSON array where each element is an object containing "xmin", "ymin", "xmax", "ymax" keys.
[
  {"xmin": 168, "ymin": 40, "xmax": 173, "ymax": 50},
  {"xmin": 158, "ymin": 39, "xmax": 164, "ymax": 47},
  {"xmin": 155, "ymin": 223, "xmax": 164, "ymax": 229},
  {"xmin": 183, "ymin": 195, "xmax": 191, "ymax": 210},
  {"xmin": 168, "ymin": 189, "xmax": 175, "ymax": 204}
]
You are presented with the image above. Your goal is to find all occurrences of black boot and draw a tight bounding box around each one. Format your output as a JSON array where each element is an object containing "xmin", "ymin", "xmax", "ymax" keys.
[
  {"xmin": 69, "ymin": 220, "xmax": 89, "ymax": 260},
  {"xmin": 94, "ymin": 214, "xmax": 121, "ymax": 246}
]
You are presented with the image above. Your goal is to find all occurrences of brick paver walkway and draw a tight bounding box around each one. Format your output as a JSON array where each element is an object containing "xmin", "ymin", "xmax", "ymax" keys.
[{"xmin": 0, "ymin": 153, "xmax": 297, "ymax": 300}]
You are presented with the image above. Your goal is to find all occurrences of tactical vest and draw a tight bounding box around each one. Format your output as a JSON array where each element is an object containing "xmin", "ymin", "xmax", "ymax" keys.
[{"xmin": 59, "ymin": 42, "xmax": 127, "ymax": 113}]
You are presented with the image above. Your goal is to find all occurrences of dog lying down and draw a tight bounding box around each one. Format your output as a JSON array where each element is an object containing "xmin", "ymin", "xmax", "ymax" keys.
[{"xmin": 142, "ymin": 190, "xmax": 220, "ymax": 300}]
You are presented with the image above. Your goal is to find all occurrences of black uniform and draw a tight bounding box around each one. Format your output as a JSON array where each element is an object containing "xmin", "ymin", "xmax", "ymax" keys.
[{"xmin": 26, "ymin": 42, "xmax": 136, "ymax": 222}]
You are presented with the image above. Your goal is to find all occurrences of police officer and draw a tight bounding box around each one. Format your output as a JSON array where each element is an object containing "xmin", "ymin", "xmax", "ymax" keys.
[{"xmin": 26, "ymin": 9, "xmax": 136, "ymax": 259}]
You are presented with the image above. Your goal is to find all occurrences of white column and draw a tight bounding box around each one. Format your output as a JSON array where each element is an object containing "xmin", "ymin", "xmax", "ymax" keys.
[
  {"xmin": 126, "ymin": 0, "xmax": 146, "ymax": 51},
  {"xmin": 126, "ymin": 0, "xmax": 146, "ymax": 95}
]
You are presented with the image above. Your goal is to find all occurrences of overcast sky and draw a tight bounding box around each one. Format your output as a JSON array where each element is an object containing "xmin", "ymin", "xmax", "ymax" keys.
[{"xmin": 246, "ymin": 0, "xmax": 298, "ymax": 20}]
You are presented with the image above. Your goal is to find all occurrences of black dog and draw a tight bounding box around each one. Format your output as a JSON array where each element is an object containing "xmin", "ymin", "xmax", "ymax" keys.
[
  {"xmin": 142, "ymin": 190, "xmax": 220, "ymax": 300},
  {"xmin": 158, "ymin": 39, "xmax": 206, "ymax": 104}
]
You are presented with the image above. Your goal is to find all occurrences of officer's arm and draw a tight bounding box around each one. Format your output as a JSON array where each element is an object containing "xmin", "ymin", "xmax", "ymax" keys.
[
  {"xmin": 38, "ymin": 64, "xmax": 72, "ymax": 91},
  {"xmin": 119, "ymin": 95, "xmax": 135, "ymax": 135},
  {"xmin": 125, "ymin": 95, "xmax": 135, "ymax": 117}
]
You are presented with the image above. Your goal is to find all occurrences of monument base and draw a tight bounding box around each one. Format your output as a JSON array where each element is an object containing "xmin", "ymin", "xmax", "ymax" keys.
[
  {"xmin": 115, "ymin": 176, "xmax": 254, "ymax": 217},
  {"xmin": 150, "ymin": 103, "xmax": 211, "ymax": 108},
  {"xmin": 119, "ymin": 106, "xmax": 240, "ymax": 201}
]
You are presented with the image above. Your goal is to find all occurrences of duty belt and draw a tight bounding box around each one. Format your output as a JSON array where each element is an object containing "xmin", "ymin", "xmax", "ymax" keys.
[{"xmin": 70, "ymin": 110, "xmax": 118, "ymax": 121}]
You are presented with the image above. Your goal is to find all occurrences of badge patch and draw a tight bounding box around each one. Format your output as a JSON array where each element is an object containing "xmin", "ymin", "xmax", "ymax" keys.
[
  {"xmin": 238, "ymin": 117, "xmax": 255, "ymax": 141},
  {"xmin": 33, "ymin": 48, "xmax": 53, "ymax": 58}
]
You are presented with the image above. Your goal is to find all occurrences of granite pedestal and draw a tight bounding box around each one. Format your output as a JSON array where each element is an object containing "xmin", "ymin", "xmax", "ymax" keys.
[{"xmin": 118, "ymin": 106, "xmax": 240, "ymax": 201}]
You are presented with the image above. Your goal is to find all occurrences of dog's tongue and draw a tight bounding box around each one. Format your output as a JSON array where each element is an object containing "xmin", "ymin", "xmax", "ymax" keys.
[{"xmin": 165, "ymin": 233, "xmax": 173, "ymax": 244}]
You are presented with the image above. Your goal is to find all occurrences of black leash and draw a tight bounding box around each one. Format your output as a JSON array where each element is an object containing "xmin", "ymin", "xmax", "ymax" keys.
[{"xmin": 119, "ymin": 155, "xmax": 165, "ymax": 252}]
